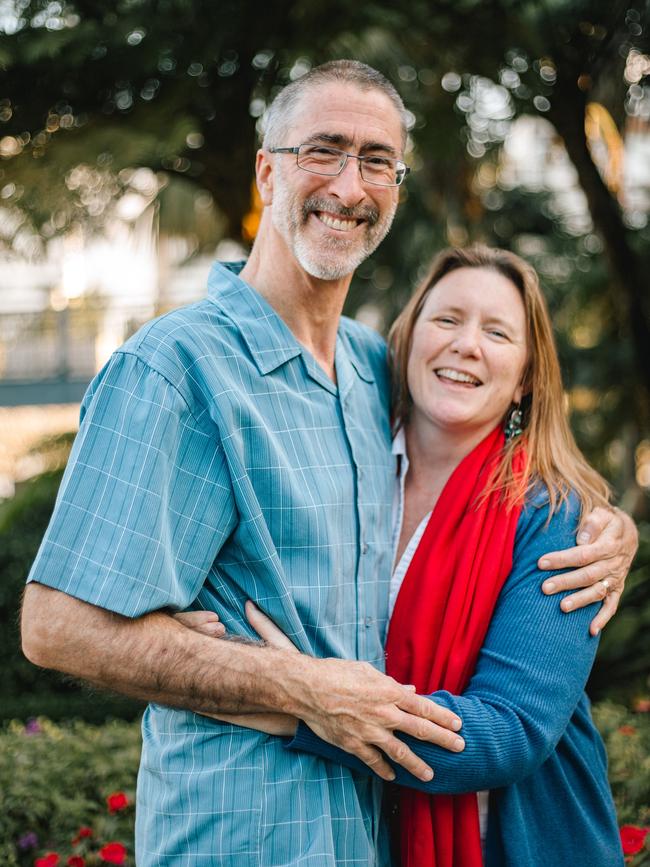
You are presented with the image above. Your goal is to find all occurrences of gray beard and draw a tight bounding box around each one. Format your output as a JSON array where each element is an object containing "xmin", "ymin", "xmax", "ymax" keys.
[{"xmin": 271, "ymin": 181, "xmax": 396, "ymax": 280}]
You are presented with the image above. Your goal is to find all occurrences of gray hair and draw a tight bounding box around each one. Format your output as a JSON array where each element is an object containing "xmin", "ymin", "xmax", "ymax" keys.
[{"xmin": 262, "ymin": 59, "xmax": 408, "ymax": 151}]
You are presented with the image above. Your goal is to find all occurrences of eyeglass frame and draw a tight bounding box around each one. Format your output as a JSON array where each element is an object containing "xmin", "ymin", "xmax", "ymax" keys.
[{"xmin": 268, "ymin": 144, "xmax": 410, "ymax": 187}]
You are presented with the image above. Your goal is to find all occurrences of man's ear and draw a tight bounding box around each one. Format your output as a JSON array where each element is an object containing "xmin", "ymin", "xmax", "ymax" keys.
[{"xmin": 255, "ymin": 149, "xmax": 274, "ymax": 205}]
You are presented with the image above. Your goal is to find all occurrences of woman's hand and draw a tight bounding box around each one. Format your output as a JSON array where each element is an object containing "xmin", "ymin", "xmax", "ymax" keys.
[
  {"xmin": 172, "ymin": 603, "xmax": 298, "ymax": 649},
  {"xmin": 173, "ymin": 609, "xmax": 226, "ymax": 637},
  {"xmin": 244, "ymin": 600, "xmax": 300, "ymax": 651},
  {"xmin": 207, "ymin": 711, "xmax": 298, "ymax": 737},
  {"xmin": 539, "ymin": 506, "xmax": 638, "ymax": 635},
  {"xmin": 172, "ymin": 605, "xmax": 299, "ymax": 737}
]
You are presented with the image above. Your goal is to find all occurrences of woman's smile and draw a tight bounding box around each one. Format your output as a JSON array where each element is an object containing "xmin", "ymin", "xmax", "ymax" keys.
[{"xmin": 434, "ymin": 367, "xmax": 483, "ymax": 387}]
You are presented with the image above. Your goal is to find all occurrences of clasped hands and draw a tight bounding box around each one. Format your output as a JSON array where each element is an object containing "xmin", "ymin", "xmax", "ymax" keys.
[
  {"xmin": 177, "ymin": 600, "xmax": 461, "ymax": 783},
  {"xmin": 175, "ymin": 506, "xmax": 636, "ymax": 782}
]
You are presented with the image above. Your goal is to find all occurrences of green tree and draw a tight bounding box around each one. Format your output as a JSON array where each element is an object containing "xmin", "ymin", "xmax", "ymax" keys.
[{"xmin": 1, "ymin": 1, "xmax": 648, "ymax": 402}]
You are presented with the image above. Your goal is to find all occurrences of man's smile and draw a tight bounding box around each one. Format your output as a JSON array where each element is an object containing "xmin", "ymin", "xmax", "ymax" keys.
[{"xmin": 314, "ymin": 211, "xmax": 363, "ymax": 232}]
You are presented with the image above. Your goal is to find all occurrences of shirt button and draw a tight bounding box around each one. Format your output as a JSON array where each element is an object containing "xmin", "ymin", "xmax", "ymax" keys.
[
  {"xmin": 361, "ymin": 542, "xmax": 369, "ymax": 554},
  {"xmin": 365, "ymin": 616, "xmax": 373, "ymax": 627},
  {"xmin": 358, "ymin": 469, "xmax": 364, "ymax": 481}
]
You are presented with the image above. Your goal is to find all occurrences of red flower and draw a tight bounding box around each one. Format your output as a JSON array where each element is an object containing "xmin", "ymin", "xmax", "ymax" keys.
[
  {"xmin": 35, "ymin": 854, "xmax": 60, "ymax": 867},
  {"xmin": 106, "ymin": 791, "xmax": 129, "ymax": 813},
  {"xmin": 633, "ymin": 698, "xmax": 650, "ymax": 713},
  {"xmin": 67, "ymin": 857, "xmax": 85, "ymax": 867},
  {"xmin": 618, "ymin": 725, "xmax": 637, "ymax": 736},
  {"xmin": 99, "ymin": 842, "xmax": 127, "ymax": 865},
  {"xmin": 71, "ymin": 827, "xmax": 93, "ymax": 845},
  {"xmin": 620, "ymin": 825, "xmax": 649, "ymax": 856}
]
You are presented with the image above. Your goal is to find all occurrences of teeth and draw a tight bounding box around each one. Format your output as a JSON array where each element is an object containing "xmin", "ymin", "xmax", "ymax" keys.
[
  {"xmin": 436, "ymin": 368, "xmax": 481, "ymax": 385},
  {"xmin": 317, "ymin": 213, "xmax": 358, "ymax": 232}
]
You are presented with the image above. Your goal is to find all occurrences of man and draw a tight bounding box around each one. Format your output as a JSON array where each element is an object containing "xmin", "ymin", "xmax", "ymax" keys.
[{"xmin": 22, "ymin": 61, "xmax": 635, "ymax": 866}]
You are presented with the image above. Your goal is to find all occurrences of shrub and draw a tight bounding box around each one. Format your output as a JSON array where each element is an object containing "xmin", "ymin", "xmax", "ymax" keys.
[
  {"xmin": 592, "ymin": 701, "xmax": 650, "ymax": 824},
  {"xmin": 0, "ymin": 717, "xmax": 140, "ymax": 866},
  {"xmin": 0, "ymin": 451, "xmax": 142, "ymax": 723},
  {"xmin": 2, "ymin": 705, "xmax": 649, "ymax": 863},
  {"xmin": 592, "ymin": 701, "xmax": 650, "ymax": 866}
]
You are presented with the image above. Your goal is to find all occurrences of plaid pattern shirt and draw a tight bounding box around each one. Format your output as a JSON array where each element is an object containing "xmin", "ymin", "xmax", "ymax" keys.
[{"xmin": 28, "ymin": 261, "xmax": 395, "ymax": 866}]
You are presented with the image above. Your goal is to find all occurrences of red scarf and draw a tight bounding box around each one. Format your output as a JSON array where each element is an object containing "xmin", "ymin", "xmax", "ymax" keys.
[{"xmin": 385, "ymin": 425, "xmax": 525, "ymax": 867}]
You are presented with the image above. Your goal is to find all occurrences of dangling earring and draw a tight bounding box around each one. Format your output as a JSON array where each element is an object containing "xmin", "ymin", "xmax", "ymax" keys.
[{"xmin": 505, "ymin": 404, "xmax": 523, "ymax": 440}]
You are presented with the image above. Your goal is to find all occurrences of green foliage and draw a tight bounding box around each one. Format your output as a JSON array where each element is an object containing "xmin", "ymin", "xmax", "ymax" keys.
[
  {"xmin": 592, "ymin": 701, "xmax": 650, "ymax": 865},
  {"xmin": 0, "ymin": 449, "xmax": 143, "ymax": 724},
  {"xmin": 0, "ymin": 707, "xmax": 647, "ymax": 862},
  {"xmin": 593, "ymin": 701, "xmax": 650, "ymax": 826},
  {"xmin": 0, "ymin": 717, "xmax": 139, "ymax": 866}
]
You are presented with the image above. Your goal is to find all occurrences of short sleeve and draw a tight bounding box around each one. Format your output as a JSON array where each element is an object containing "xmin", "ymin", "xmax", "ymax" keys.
[{"xmin": 27, "ymin": 351, "xmax": 237, "ymax": 616}]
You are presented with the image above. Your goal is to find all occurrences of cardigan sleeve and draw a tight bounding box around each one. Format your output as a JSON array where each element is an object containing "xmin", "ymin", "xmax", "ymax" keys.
[{"xmin": 287, "ymin": 491, "xmax": 602, "ymax": 793}]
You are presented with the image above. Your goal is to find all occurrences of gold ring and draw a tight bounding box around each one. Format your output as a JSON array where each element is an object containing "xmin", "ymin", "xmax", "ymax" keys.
[{"xmin": 600, "ymin": 578, "xmax": 611, "ymax": 593}]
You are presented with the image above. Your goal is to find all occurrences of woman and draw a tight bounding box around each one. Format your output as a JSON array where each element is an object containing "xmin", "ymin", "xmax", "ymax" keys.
[{"xmin": 180, "ymin": 246, "xmax": 624, "ymax": 866}]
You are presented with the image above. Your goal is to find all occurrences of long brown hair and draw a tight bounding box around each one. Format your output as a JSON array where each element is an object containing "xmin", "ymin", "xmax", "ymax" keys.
[{"xmin": 388, "ymin": 245, "xmax": 610, "ymax": 516}]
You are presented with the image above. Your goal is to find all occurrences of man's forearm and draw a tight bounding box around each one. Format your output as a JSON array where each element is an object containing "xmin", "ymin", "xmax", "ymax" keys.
[
  {"xmin": 21, "ymin": 583, "xmax": 310, "ymax": 715},
  {"xmin": 22, "ymin": 582, "xmax": 465, "ymax": 782}
]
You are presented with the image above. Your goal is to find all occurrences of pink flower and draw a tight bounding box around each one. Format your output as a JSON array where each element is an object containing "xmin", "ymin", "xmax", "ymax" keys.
[
  {"xmin": 106, "ymin": 792, "xmax": 129, "ymax": 813},
  {"xmin": 35, "ymin": 854, "xmax": 60, "ymax": 867},
  {"xmin": 71, "ymin": 827, "xmax": 93, "ymax": 846},
  {"xmin": 99, "ymin": 842, "xmax": 127, "ymax": 865},
  {"xmin": 618, "ymin": 725, "xmax": 637, "ymax": 736},
  {"xmin": 620, "ymin": 825, "xmax": 649, "ymax": 856}
]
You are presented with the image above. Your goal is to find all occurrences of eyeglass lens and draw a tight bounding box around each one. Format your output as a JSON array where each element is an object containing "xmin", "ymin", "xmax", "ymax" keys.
[{"xmin": 296, "ymin": 145, "xmax": 405, "ymax": 186}]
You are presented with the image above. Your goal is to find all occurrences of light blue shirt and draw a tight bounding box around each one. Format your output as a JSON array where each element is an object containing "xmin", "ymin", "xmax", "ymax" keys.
[{"xmin": 28, "ymin": 261, "xmax": 395, "ymax": 866}]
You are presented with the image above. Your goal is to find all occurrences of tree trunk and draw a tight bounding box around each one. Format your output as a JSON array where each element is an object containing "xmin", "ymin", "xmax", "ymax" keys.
[{"xmin": 547, "ymin": 78, "xmax": 650, "ymax": 409}]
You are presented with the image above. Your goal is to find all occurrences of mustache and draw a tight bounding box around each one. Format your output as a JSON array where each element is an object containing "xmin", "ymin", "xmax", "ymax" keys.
[{"xmin": 302, "ymin": 196, "xmax": 380, "ymax": 227}]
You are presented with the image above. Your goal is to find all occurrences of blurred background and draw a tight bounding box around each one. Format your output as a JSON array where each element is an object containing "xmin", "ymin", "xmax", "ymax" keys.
[{"xmin": 0, "ymin": 0, "xmax": 649, "ymax": 862}]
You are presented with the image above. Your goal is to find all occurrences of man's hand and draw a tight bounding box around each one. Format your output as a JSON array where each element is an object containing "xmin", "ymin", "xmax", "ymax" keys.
[
  {"xmin": 177, "ymin": 602, "xmax": 465, "ymax": 783},
  {"xmin": 539, "ymin": 506, "xmax": 638, "ymax": 635},
  {"xmin": 293, "ymin": 657, "xmax": 464, "ymax": 782},
  {"xmin": 246, "ymin": 601, "xmax": 466, "ymax": 782}
]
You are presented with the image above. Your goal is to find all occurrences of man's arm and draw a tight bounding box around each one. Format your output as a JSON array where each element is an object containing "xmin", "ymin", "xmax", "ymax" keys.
[
  {"xmin": 540, "ymin": 506, "xmax": 638, "ymax": 633},
  {"xmin": 21, "ymin": 583, "xmax": 463, "ymax": 782}
]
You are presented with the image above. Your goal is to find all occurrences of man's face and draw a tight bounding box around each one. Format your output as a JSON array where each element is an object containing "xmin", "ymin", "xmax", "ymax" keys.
[{"xmin": 269, "ymin": 82, "xmax": 404, "ymax": 281}]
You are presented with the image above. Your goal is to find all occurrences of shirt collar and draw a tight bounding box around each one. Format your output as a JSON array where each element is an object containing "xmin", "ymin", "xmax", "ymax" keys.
[
  {"xmin": 206, "ymin": 260, "xmax": 375, "ymax": 384},
  {"xmin": 207, "ymin": 261, "xmax": 302, "ymax": 376},
  {"xmin": 391, "ymin": 426, "xmax": 409, "ymax": 491},
  {"xmin": 336, "ymin": 328, "xmax": 375, "ymax": 384}
]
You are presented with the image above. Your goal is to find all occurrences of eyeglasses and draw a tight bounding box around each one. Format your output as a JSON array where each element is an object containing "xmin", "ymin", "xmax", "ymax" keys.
[{"xmin": 269, "ymin": 144, "xmax": 410, "ymax": 187}]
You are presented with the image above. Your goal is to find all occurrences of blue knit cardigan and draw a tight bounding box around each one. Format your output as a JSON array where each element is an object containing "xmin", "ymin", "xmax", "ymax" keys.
[{"xmin": 288, "ymin": 490, "xmax": 624, "ymax": 867}]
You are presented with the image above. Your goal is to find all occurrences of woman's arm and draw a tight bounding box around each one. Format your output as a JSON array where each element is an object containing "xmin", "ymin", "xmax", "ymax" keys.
[{"xmin": 288, "ymin": 493, "xmax": 602, "ymax": 793}]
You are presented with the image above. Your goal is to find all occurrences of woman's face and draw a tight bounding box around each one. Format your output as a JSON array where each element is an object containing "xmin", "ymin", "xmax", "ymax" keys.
[{"xmin": 406, "ymin": 266, "xmax": 528, "ymax": 441}]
